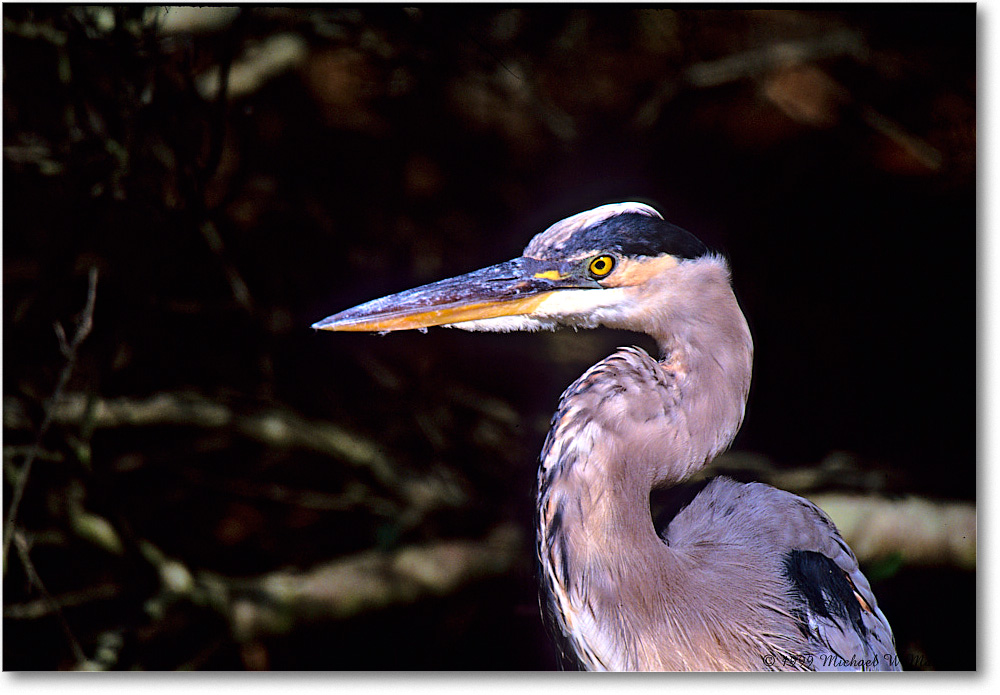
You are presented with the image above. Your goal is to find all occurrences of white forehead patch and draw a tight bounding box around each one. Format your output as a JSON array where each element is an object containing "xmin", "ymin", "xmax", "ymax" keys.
[
  {"xmin": 525, "ymin": 202, "xmax": 662, "ymax": 258},
  {"xmin": 544, "ymin": 202, "xmax": 662, "ymax": 234}
]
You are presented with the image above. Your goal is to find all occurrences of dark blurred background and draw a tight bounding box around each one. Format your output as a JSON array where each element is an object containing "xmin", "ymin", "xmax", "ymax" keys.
[{"xmin": 3, "ymin": 6, "xmax": 975, "ymax": 670}]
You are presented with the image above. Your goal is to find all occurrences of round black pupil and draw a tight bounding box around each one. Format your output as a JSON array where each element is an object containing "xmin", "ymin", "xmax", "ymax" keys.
[{"xmin": 594, "ymin": 258, "xmax": 608, "ymax": 272}]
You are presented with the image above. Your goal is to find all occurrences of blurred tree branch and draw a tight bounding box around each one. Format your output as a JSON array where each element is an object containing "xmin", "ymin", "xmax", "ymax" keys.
[
  {"xmin": 810, "ymin": 493, "xmax": 976, "ymax": 571},
  {"xmin": 223, "ymin": 524, "xmax": 523, "ymax": 643},
  {"xmin": 3, "ymin": 268, "xmax": 98, "ymax": 570},
  {"xmin": 127, "ymin": 524, "xmax": 523, "ymax": 665},
  {"xmin": 3, "ymin": 390, "xmax": 468, "ymax": 529},
  {"xmin": 11, "ymin": 531, "xmax": 88, "ymax": 664},
  {"xmin": 4, "ymin": 581, "xmax": 120, "ymax": 620}
]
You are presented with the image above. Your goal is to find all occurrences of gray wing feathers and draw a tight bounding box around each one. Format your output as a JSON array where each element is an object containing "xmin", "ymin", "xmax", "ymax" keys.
[{"xmin": 666, "ymin": 477, "xmax": 901, "ymax": 671}]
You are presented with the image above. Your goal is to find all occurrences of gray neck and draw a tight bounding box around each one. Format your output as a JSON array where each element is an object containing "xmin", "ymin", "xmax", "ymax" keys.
[
  {"xmin": 646, "ymin": 256, "xmax": 753, "ymax": 484},
  {"xmin": 539, "ymin": 254, "xmax": 753, "ymax": 498},
  {"xmin": 535, "ymin": 257, "xmax": 753, "ymax": 669}
]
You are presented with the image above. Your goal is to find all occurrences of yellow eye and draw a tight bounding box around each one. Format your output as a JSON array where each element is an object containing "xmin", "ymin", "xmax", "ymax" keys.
[{"xmin": 588, "ymin": 254, "xmax": 616, "ymax": 278}]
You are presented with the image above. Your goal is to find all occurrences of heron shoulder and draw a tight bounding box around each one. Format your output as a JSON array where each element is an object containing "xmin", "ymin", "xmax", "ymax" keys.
[{"xmin": 662, "ymin": 477, "xmax": 899, "ymax": 670}]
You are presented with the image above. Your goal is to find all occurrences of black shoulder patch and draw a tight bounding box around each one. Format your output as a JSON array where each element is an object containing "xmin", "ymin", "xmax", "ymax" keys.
[
  {"xmin": 562, "ymin": 213, "xmax": 709, "ymax": 260},
  {"xmin": 783, "ymin": 549, "xmax": 868, "ymax": 640}
]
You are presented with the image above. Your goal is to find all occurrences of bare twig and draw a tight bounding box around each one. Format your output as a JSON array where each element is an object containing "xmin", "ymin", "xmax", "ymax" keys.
[
  {"xmin": 3, "ymin": 268, "xmax": 98, "ymax": 569},
  {"xmin": 198, "ymin": 220, "xmax": 253, "ymax": 310},
  {"xmin": 178, "ymin": 638, "xmax": 227, "ymax": 671},
  {"xmin": 860, "ymin": 105, "xmax": 943, "ymax": 171},
  {"xmin": 222, "ymin": 524, "xmax": 523, "ymax": 642},
  {"xmin": 710, "ymin": 450, "xmax": 908, "ymax": 495},
  {"xmin": 4, "ymin": 582, "xmax": 120, "ymax": 620},
  {"xmin": 3, "ymin": 390, "xmax": 468, "ymax": 525},
  {"xmin": 126, "ymin": 525, "xmax": 523, "ymax": 651},
  {"xmin": 179, "ymin": 467, "xmax": 397, "ymax": 515},
  {"xmin": 684, "ymin": 29, "xmax": 867, "ymax": 88},
  {"xmin": 12, "ymin": 532, "xmax": 88, "ymax": 664},
  {"xmin": 635, "ymin": 29, "xmax": 867, "ymax": 129},
  {"xmin": 191, "ymin": 12, "xmax": 258, "ymax": 313},
  {"xmin": 195, "ymin": 32, "xmax": 308, "ymax": 101},
  {"xmin": 2, "ymin": 16, "xmax": 69, "ymax": 45}
]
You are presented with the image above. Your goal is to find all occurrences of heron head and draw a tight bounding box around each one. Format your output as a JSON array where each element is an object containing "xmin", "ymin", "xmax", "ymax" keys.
[{"xmin": 312, "ymin": 202, "xmax": 713, "ymax": 334}]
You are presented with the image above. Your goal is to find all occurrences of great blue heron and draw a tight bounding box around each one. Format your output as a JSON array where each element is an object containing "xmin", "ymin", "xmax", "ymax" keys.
[{"xmin": 313, "ymin": 202, "xmax": 900, "ymax": 671}]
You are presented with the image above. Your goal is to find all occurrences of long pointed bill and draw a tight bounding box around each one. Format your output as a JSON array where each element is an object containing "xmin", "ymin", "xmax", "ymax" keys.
[{"xmin": 312, "ymin": 257, "xmax": 593, "ymax": 332}]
